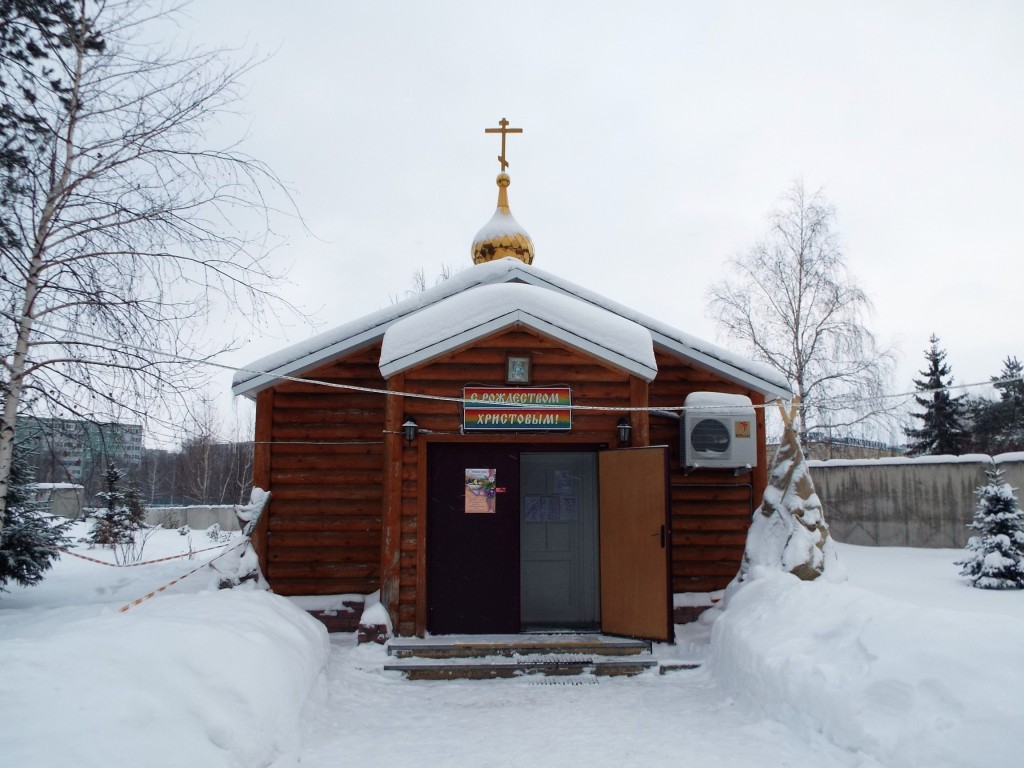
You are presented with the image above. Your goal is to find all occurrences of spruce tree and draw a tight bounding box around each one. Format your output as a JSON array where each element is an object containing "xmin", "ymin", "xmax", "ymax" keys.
[
  {"xmin": 89, "ymin": 465, "xmax": 135, "ymax": 546},
  {"xmin": 956, "ymin": 467, "xmax": 1024, "ymax": 589},
  {"xmin": 905, "ymin": 334, "xmax": 968, "ymax": 456},
  {"xmin": 970, "ymin": 357, "xmax": 1024, "ymax": 453},
  {"xmin": 1, "ymin": 447, "xmax": 71, "ymax": 591}
]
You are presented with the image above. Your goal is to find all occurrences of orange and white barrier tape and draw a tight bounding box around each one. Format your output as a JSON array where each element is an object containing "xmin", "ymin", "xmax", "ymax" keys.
[
  {"xmin": 59, "ymin": 541, "xmax": 233, "ymax": 568},
  {"xmin": 118, "ymin": 538, "xmax": 249, "ymax": 613}
]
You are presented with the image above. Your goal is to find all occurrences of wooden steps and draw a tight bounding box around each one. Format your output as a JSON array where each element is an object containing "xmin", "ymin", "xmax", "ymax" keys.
[{"xmin": 383, "ymin": 634, "xmax": 660, "ymax": 681}]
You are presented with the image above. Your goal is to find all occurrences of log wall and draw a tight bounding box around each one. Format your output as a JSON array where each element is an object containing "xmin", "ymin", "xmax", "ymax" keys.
[
  {"xmin": 262, "ymin": 346, "xmax": 387, "ymax": 596},
  {"xmin": 648, "ymin": 351, "xmax": 768, "ymax": 594}
]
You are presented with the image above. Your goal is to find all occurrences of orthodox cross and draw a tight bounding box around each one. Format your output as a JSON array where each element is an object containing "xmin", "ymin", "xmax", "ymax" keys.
[{"xmin": 484, "ymin": 117, "xmax": 523, "ymax": 172}]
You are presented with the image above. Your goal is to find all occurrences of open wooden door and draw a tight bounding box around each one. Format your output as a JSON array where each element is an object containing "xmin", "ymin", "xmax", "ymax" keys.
[{"xmin": 599, "ymin": 446, "xmax": 673, "ymax": 642}]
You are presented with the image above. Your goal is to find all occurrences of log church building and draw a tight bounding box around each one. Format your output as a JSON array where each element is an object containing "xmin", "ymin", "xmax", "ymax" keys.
[{"xmin": 232, "ymin": 120, "xmax": 791, "ymax": 643}]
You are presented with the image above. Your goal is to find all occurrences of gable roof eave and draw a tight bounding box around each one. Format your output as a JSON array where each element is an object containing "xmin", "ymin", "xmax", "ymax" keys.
[
  {"xmin": 231, "ymin": 261, "xmax": 529, "ymax": 398},
  {"xmin": 489, "ymin": 263, "xmax": 793, "ymax": 399},
  {"xmin": 650, "ymin": 334, "xmax": 792, "ymax": 401},
  {"xmin": 379, "ymin": 309, "xmax": 658, "ymax": 382}
]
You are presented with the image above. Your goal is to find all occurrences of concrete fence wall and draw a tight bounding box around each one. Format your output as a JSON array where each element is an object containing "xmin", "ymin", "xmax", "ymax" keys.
[
  {"xmin": 808, "ymin": 453, "xmax": 1024, "ymax": 548},
  {"xmin": 145, "ymin": 505, "xmax": 241, "ymax": 531}
]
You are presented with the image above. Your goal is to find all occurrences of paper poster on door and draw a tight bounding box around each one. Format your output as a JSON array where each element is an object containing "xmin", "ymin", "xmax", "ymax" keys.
[
  {"xmin": 523, "ymin": 494, "xmax": 578, "ymax": 522},
  {"xmin": 465, "ymin": 468, "xmax": 497, "ymax": 513}
]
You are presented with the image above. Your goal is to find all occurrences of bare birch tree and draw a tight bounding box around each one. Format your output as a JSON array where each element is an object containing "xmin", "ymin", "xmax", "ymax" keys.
[
  {"xmin": 0, "ymin": 0, "xmax": 300, "ymax": 537},
  {"xmin": 707, "ymin": 180, "xmax": 895, "ymax": 452}
]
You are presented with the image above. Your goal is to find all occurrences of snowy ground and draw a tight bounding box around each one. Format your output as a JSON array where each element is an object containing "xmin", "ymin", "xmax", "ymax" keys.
[{"xmin": 1, "ymin": 526, "xmax": 1021, "ymax": 768}]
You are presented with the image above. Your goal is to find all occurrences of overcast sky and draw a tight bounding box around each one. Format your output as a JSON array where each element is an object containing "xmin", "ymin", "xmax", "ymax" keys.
[{"xmin": 170, "ymin": 1, "xmax": 1022, "ymax": 444}]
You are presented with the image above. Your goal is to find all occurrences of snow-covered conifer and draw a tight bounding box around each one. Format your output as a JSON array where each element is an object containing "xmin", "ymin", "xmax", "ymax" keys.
[
  {"xmin": 1, "ymin": 451, "xmax": 71, "ymax": 591},
  {"xmin": 957, "ymin": 467, "xmax": 1024, "ymax": 589},
  {"xmin": 905, "ymin": 335, "xmax": 968, "ymax": 456},
  {"xmin": 90, "ymin": 465, "xmax": 141, "ymax": 546},
  {"xmin": 738, "ymin": 400, "xmax": 841, "ymax": 582}
]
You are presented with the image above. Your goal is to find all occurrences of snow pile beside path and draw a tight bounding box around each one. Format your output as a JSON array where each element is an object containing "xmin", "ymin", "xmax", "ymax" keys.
[
  {"xmin": 0, "ymin": 589, "xmax": 329, "ymax": 768},
  {"xmin": 712, "ymin": 571, "xmax": 1023, "ymax": 768}
]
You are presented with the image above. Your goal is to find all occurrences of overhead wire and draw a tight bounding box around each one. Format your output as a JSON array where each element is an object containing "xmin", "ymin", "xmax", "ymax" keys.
[{"xmin": 26, "ymin": 319, "xmax": 1023, "ymax": 417}]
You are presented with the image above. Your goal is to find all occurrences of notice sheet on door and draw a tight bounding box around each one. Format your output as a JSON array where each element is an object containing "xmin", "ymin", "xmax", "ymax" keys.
[{"xmin": 465, "ymin": 468, "xmax": 497, "ymax": 514}]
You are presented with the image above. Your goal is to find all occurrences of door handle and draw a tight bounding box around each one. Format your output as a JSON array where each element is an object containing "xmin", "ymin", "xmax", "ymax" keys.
[{"xmin": 653, "ymin": 525, "xmax": 666, "ymax": 548}]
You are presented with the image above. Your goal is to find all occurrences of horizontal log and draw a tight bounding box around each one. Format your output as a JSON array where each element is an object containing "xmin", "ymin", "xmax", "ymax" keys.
[
  {"xmin": 273, "ymin": 409, "xmax": 386, "ymax": 426},
  {"xmin": 270, "ymin": 531, "xmax": 380, "ymax": 548},
  {"xmin": 305, "ymin": 357, "xmax": 383, "ymax": 374},
  {"xmin": 271, "ymin": 425, "xmax": 386, "ymax": 440},
  {"xmin": 671, "ymin": 503, "xmax": 751, "ymax": 517},
  {"xmin": 270, "ymin": 442, "xmax": 383, "ymax": 457},
  {"xmin": 271, "ymin": 469, "xmax": 384, "ymax": 486},
  {"xmin": 273, "ymin": 392, "xmax": 386, "ymax": 410},
  {"xmin": 672, "ymin": 546, "xmax": 745, "ymax": 562},
  {"xmin": 441, "ymin": 347, "xmax": 578, "ymax": 365},
  {"xmin": 460, "ymin": 331, "xmax": 559, "ymax": 349},
  {"xmin": 272, "ymin": 453, "xmax": 383, "ymax": 471},
  {"xmin": 276, "ymin": 378, "xmax": 386, "ymax": 396},
  {"xmin": 671, "ymin": 515, "xmax": 750, "ymax": 532},
  {"xmin": 270, "ymin": 499, "xmax": 382, "ymax": 516},
  {"xmin": 270, "ymin": 515, "xmax": 381, "ymax": 533},
  {"xmin": 267, "ymin": 561, "xmax": 378, "ymax": 578},
  {"xmin": 405, "ymin": 364, "xmax": 628, "ymax": 383},
  {"xmin": 671, "ymin": 489, "xmax": 753, "ymax": 504},
  {"xmin": 272, "ymin": 485, "xmax": 382, "ymax": 501},
  {"xmin": 671, "ymin": 532, "xmax": 747, "ymax": 547},
  {"xmin": 270, "ymin": 577, "xmax": 379, "ymax": 596},
  {"xmin": 269, "ymin": 546, "xmax": 379, "ymax": 565},
  {"xmin": 670, "ymin": 471, "xmax": 756, "ymax": 485},
  {"xmin": 397, "ymin": 399, "xmax": 460, "ymax": 416}
]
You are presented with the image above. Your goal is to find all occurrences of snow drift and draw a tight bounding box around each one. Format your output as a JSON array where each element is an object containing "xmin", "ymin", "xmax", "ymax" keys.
[{"xmin": 712, "ymin": 569, "xmax": 1023, "ymax": 768}]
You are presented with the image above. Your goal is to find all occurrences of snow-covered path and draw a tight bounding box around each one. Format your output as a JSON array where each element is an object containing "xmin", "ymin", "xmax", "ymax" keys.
[{"xmin": 298, "ymin": 636, "xmax": 880, "ymax": 768}]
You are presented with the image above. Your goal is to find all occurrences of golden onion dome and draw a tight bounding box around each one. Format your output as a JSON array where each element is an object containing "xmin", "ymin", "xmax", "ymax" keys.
[{"xmin": 470, "ymin": 173, "xmax": 535, "ymax": 265}]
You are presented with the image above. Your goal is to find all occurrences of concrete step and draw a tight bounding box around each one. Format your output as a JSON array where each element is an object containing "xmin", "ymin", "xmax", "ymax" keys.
[
  {"xmin": 387, "ymin": 633, "xmax": 651, "ymax": 660},
  {"xmin": 383, "ymin": 654, "xmax": 658, "ymax": 681}
]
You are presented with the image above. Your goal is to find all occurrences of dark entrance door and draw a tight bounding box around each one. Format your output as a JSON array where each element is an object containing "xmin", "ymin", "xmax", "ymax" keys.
[
  {"xmin": 520, "ymin": 452, "xmax": 600, "ymax": 628},
  {"xmin": 427, "ymin": 444, "xmax": 521, "ymax": 634}
]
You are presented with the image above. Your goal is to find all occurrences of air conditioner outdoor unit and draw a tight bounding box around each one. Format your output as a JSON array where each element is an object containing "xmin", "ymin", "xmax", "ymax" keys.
[{"xmin": 682, "ymin": 392, "xmax": 757, "ymax": 469}]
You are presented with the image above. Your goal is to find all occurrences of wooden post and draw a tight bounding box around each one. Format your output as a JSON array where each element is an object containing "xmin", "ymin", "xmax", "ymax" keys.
[
  {"xmin": 753, "ymin": 392, "xmax": 769, "ymax": 504},
  {"xmin": 629, "ymin": 377, "xmax": 650, "ymax": 447},
  {"xmin": 251, "ymin": 389, "xmax": 274, "ymax": 578},
  {"xmin": 380, "ymin": 373, "xmax": 405, "ymax": 631}
]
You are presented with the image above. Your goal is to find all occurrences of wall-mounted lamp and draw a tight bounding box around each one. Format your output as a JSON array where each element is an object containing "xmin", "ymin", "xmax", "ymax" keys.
[
  {"xmin": 402, "ymin": 419, "xmax": 419, "ymax": 443},
  {"xmin": 617, "ymin": 417, "xmax": 632, "ymax": 446}
]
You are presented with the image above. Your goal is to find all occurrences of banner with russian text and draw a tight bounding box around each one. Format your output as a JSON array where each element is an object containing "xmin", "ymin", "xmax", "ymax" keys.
[{"xmin": 462, "ymin": 386, "xmax": 572, "ymax": 431}]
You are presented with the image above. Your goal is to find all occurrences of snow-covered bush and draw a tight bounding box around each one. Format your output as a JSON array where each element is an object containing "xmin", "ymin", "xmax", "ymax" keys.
[
  {"xmin": 1, "ymin": 452, "xmax": 71, "ymax": 591},
  {"xmin": 956, "ymin": 467, "xmax": 1024, "ymax": 589},
  {"xmin": 206, "ymin": 522, "xmax": 230, "ymax": 542}
]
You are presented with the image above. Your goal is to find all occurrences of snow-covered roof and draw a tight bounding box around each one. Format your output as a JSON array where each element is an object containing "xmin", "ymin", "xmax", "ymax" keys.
[
  {"xmin": 379, "ymin": 283, "xmax": 657, "ymax": 380},
  {"xmin": 232, "ymin": 258, "xmax": 793, "ymax": 399}
]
